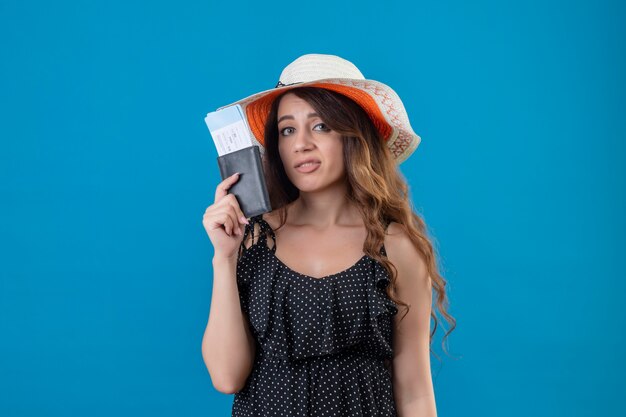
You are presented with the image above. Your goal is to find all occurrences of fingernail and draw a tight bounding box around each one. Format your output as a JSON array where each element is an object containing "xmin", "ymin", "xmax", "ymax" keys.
[
  {"xmin": 240, "ymin": 216, "xmax": 249, "ymax": 224},
  {"xmin": 232, "ymin": 172, "xmax": 240, "ymax": 177}
]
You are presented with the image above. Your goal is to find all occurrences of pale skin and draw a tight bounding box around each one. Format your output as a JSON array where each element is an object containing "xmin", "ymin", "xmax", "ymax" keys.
[{"xmin": 201, "ymin": 93, "xmax": 437, "ymax": 416}]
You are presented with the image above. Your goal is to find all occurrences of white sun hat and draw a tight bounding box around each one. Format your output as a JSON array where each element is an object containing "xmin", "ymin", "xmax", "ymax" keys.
[{"xmin": 216, "ymin": 53, "xmax": 421, "ymax": 164}]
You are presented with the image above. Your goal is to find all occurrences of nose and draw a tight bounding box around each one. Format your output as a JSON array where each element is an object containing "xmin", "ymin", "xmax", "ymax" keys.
[{"xmin": 292, "ymin": 127, "xmax": 314, "ymax": 153}]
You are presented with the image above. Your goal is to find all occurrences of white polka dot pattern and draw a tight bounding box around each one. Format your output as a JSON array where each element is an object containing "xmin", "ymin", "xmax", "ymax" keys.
[{"xmin": 232, "ymin": 215, "xmax": 399, "ymax": 416}]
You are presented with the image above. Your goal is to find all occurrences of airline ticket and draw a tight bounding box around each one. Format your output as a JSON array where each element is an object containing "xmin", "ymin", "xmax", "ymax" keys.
[{"xmin": 204, "ymin": 104, "xmax": 253, "ymax": 156}]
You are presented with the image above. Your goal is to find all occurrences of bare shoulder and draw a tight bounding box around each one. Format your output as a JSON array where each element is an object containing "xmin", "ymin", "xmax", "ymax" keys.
[
  {"xmin": 260, "ymin": 210, "xmax": 281, "ymax": 230},
  {"xmin": 384, "ymin": 221, "xmax": 429, "ymax": 287}
]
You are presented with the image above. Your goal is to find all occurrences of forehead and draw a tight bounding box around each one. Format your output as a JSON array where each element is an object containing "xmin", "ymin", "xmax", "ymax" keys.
[{"xmin": 277, "ymin": 93, "xmax": 314, "ymax": 113}]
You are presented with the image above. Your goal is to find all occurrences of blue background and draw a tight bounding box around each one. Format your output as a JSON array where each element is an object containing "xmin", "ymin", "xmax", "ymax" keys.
[{"xmin": 1, "ymin": 0, "xmax": 624, "ymax": 416}]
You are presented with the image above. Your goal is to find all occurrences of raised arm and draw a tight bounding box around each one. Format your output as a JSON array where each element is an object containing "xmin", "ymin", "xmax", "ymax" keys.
[{"xmin": 200, "ymin": 172, "xmax": 256, "ymax": 394}]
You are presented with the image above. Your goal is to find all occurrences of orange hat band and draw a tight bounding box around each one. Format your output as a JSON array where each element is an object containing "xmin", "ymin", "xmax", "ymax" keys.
[{"xmin": 245, "ymin": 83, "xmax": 393, "ymax": 147}]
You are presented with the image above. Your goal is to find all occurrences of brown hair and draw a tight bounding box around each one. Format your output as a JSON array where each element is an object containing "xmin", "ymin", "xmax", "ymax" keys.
[{"xmin": 258, "ymin": 86, "xmax": 456, "ymax": 359}]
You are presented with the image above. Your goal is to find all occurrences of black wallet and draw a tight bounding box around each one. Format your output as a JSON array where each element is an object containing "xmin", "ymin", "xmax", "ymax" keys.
[{"xmin": 217, "ymin": 145, "xmax": 272, "ymax": 218}]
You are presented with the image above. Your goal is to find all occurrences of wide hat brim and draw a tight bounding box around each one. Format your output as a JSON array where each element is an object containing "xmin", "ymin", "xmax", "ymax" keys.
[{"xmin": 217, "ymin": 77, "xmax": 421, "ymax": 165}]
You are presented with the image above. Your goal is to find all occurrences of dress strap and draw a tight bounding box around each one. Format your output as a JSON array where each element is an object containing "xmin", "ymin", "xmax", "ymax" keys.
[{"xmin": 246, "ymin": 214, "xmax": 277, "ymax": 253}]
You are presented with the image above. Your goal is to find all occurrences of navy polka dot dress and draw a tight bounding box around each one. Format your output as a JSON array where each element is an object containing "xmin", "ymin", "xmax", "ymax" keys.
[{"xmin": 232, "ymin": 214, "xmax": 399, "ymax": 417}]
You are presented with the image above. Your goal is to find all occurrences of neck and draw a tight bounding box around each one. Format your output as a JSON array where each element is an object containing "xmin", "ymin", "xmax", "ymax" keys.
[{"xmin": 288, "ymin": 182, "xmax": 362, "ymax": 227}]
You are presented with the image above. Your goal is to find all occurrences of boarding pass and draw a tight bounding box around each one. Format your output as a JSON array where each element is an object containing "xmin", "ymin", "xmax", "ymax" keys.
[{"xmin": 204, "ymin": 104, "xmax": 254, "ymax": 156}]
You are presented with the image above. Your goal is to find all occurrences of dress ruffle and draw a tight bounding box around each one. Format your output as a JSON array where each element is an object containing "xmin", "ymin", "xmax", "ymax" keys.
[
  {"xmin": 369, "ymin": 259, "xmax": 400, "ymax": 318},
  {"xmin": 236, "ymin": 231, "xmax": 398, "ymax": 362}
]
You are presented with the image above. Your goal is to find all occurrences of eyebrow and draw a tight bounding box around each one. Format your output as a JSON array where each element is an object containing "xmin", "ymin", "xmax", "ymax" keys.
[{"xmin": 277, "ymin": 112, "xmax": 320, "ymax": 124}]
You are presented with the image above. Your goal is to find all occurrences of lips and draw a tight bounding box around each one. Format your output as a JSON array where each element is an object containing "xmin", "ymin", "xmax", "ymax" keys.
[
  {"xmin": 294, "ymin": 158, "xmax": 321, "ymax": 168},
  {"xmin": 294, "ymin": 159, "xmax": 321, "ymax": 173}
]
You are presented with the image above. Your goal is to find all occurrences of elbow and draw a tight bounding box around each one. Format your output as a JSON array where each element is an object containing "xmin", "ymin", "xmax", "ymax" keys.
[
  {"xmin": 211, "ymin": 377, "xmax": 245, "ymax": 394},
  {"xmin": 201, "ymin": 344, "xmax": 249, "ymax": 394},
  {"xmin": 204, "ymin": 362, "xmax": 247, "ymax": 394}
]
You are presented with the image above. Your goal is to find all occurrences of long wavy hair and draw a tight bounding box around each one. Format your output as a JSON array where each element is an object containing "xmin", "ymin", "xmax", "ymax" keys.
[{"xmin": 257, "ymin": 86, "xmax": 456, "ymax": 359}]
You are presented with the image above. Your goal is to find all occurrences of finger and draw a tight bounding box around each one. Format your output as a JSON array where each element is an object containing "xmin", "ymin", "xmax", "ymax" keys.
[
  {"xmin": 222, "ymin": 195, "xmax": 245, "ymax": 235},
  {"xmin": 227, "ymin": 210, "xmax": 241, "ymax": 236},
  {"xmin": 225, "ymin": 196, "xmax": 249, "ymax": 229},
  {"xmin": 203, "ymin": 211, "xmax": 229, "ymax": 233},
  {"xmin": 222, "ymin": 214, "xmax": 235, "ymax": 236},
  {"xmin": 210, "ymin": 196, "xmax": 239, "ymax": 235},
  {"xmin": 214, "ymin": 172, "xmax": 240, "ymax": 203},
  {"xmin": 226, "ymin": 207, "xmax": 245, "ymax": 236}
]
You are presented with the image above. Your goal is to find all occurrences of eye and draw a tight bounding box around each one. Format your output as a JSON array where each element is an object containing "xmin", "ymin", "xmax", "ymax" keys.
[
  {"xmin": 279, "ymin": 127, "xmax": 295, "ymax": 136},
  {"xmin": 313, "ymin": 123, "xmax": 331, "ymax": 131}
]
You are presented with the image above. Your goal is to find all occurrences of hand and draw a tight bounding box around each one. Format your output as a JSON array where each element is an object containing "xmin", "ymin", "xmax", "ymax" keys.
[{"xmin": 202, "ymin": 172, "xmax": 250, "ymax": 259}]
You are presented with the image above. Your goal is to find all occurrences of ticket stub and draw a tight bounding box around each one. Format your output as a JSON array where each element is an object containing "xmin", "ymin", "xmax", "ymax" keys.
[{"xmin": 204, "ymin": 104, "xmax": 253, "ymax": 156}]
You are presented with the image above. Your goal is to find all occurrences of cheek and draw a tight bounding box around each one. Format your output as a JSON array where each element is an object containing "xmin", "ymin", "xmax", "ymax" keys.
[
  {"xmin": 278, "ymin": 143, "xmax": 289, "ymax": 166},
  {"xmin": 324, "ymin": 139, "xmax": 346, "ymax": 175}
]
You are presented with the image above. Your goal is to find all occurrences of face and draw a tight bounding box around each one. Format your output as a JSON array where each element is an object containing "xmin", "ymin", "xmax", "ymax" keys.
[{"xmin": 276, "ymin": 93, "xmax": 346, "ymax": 192}]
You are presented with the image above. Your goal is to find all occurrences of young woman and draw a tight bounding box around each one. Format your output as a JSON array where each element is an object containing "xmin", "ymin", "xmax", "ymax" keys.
[{"xmin": 201, "ymin": 54, "xmax": 455, "ymax": 417}]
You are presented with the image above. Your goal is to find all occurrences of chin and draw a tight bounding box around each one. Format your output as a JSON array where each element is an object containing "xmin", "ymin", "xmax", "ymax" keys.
[
  {"xmin": 292, "ymin": 182, "xmax": 321, "ymax": 192},
  {"xmin": 286, "ymin": 169, "xmax": 345, "ymax": 192},
  {"xmin": 293, "ymin": 179, "xmax": 344, "ymax": 193}
]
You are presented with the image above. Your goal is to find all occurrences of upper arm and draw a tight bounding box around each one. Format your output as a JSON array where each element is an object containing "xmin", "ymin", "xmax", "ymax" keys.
[{"xmin": 384, "ymin": 222, "xmax": 437, "ymax": 409}]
